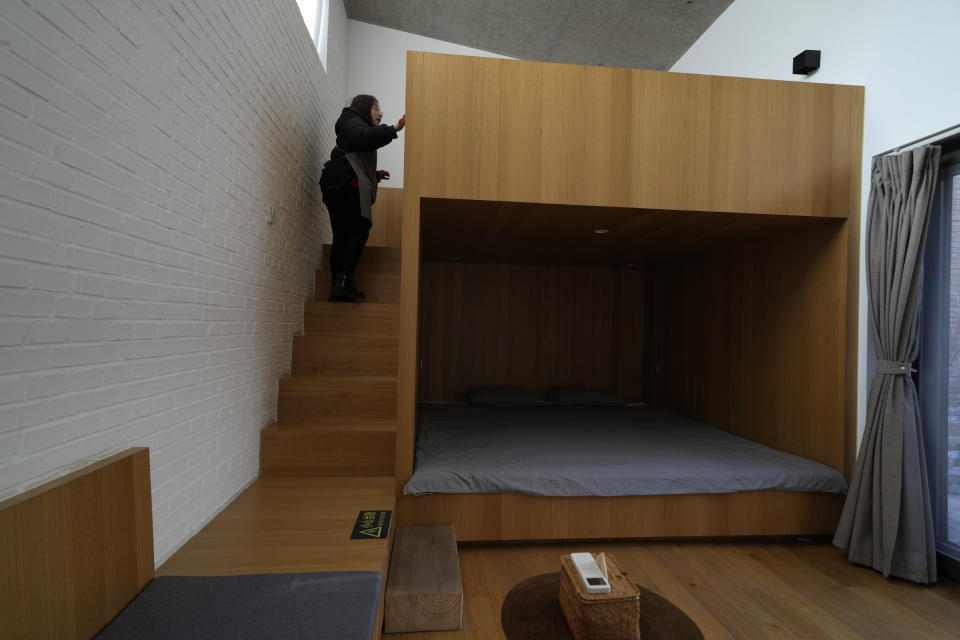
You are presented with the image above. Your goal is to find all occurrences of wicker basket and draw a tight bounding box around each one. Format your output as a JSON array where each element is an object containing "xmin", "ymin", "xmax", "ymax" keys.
[{"xmin": 558, "ymin": 553, "xmax": 641, "ymax": 640}]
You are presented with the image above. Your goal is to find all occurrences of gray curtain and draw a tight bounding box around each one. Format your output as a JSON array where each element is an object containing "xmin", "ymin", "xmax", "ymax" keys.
[{"xmin": 833, "ymin": 146, "xmax": 941, "ymax": 583}]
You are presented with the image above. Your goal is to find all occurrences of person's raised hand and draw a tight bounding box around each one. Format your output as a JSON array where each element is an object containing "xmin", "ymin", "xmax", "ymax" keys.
[{"xmin": 395, "ymin": 114, "xmax": 405, "ymax": 132}]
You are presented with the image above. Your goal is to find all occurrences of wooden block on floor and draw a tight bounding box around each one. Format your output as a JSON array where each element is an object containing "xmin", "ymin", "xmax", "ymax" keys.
[{"xmin": 384, "ymin": 525, "xmax": 463, "ymax": 633}]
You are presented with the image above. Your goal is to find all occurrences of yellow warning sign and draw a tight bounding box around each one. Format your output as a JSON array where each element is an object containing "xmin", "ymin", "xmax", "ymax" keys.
[{"xmin": 351, "ymin": 510, "xmax": 392, "ymax": 539}]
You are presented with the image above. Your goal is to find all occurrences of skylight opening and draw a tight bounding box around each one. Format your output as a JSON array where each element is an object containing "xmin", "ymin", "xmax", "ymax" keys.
[{"xmin": 296, "ymin": 0, "xmax": 329, "ymax": 70}]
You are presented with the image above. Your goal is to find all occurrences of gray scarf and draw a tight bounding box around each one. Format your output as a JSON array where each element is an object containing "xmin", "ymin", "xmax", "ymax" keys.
[{"xmin": 345, "ymin": 150, "xmax": 378, "ymax": 220}]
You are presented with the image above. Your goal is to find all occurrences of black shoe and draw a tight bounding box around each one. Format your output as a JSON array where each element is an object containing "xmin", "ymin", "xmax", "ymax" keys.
[
  {"xmin": 329, "ymin": 272, "xmax": 358, "ymax": 302},
  {"xmin": 345, "ymin": 273, "xmax": 365, "ymax": 299}
]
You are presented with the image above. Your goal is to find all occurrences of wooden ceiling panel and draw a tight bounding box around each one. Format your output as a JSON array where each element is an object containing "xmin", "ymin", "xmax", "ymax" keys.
[{"xmin": 420, "ymin": 198, "xmax": 842, "ymax": 267}]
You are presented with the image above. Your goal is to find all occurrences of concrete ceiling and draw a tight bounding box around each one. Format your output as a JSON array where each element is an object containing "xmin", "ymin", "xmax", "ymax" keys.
[{"xmin": 344, "ymin": 0, "xmax": 734, "ymax": 71}]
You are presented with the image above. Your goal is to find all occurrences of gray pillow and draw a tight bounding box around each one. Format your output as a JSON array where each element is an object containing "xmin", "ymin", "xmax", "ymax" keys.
[
  {"xmin": 545, "ymin": 388, "xmax": 625, "ymax": 406},
  {"xmin": 467, "ymin": 387, "xmax": 547, "ymax": 406}
]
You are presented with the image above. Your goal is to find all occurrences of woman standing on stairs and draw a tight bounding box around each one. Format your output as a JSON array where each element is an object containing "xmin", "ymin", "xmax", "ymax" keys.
[{"xmin": 319, "ymin": 95, "xmax": 405, "ymax": 302}]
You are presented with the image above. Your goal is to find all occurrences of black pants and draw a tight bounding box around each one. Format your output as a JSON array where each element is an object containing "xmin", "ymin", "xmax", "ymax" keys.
[{"xmin": 324, "ymin": 187, "xmax": 371, "ymax": 279}]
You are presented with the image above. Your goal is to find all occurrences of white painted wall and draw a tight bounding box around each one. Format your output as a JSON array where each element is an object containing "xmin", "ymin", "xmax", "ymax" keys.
[
  {"xmin": 671, "ymin": 0, "xmax": 960, "ymax": 449},
  {"xmin": 345, "ymin": 20, "xmax": 511, "ymax": 187},
  {"xmin": 0, "ymin": 0, "xmax": 347, "ymax": 565}
]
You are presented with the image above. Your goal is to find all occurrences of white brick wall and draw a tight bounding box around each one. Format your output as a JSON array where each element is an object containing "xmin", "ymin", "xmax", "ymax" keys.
[{"xmin": 0, "ymin": 0, "xmax": 347, "ymax": 564}]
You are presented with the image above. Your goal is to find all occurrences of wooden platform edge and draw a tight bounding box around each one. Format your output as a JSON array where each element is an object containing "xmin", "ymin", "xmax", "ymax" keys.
[
  {"xmin": 396, "ymin": 491, "xmax": 843, "ymax": 541},
  {"xmin": 373, "ymin": 505, "xmax": 396, "ymax": 640}
]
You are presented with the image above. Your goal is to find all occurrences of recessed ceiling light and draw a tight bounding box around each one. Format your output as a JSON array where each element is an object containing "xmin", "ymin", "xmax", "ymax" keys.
[{"xmin": 593, "ymin": 228, "xmax": 610, "ymax": 234}]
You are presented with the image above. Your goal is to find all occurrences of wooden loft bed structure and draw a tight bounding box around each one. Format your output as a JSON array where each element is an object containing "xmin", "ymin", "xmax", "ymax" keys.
[{"xmin": 395, "ymin": 52, "xmax": 864, "ymax": 541}]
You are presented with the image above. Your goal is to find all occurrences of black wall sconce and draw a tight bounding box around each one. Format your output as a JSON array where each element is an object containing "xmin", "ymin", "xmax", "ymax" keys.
[{"xmin": 793, "ymin": 50, "xmax": 821, "ymax": 75}]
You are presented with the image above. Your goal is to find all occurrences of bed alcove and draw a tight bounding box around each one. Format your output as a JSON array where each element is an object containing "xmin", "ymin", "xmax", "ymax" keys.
[{"xmin": 395, "ymin": 53, "xmax": 864, "ymax": 541}]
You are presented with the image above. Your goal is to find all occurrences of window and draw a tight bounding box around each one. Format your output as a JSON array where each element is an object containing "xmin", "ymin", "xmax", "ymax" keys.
[
  {"xmin": 296, "ymin": 0, "xmax": 330, "ymax": 70},
  {"xmin": 919, "ymin": 134, "xmax": 960, "ymax": 577}
]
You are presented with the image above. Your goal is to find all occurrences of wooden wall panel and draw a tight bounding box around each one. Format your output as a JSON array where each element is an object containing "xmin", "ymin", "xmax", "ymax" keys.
[
  {"xmin": 645, "ymin": 222, "xmax": 848, "ymax": 470},
  {"xmin": 0, "ymin": 449, "xmax": 153, "ymax": 640},
  {"xmin": 399, "ymin": 51, "xmax": 864, "ymax": 491},
  {"xmin": 403, "ymin": 52, "xmax": 864, "ymax": 217},
  {"xmin": 367, "ymin": 186, "xmax": 403, "ymax": 248},
  {"xmin": 418, "ymin": 262, "xmax": 644, "ymax": 401}
]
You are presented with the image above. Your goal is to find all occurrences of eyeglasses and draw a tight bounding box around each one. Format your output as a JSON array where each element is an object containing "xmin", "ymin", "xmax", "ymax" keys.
[{"xmin": 372, "ymin": 105, "xmax": 383, "ymax": 115}]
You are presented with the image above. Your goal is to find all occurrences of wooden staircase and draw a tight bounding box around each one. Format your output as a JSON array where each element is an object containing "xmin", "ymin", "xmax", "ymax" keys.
[
  {"xmin": 261, "ymin": 245, "xmax": 401, "ymax": 477},
  {"xmin": 157, "ymin": 193, "xmax": 406, "ymax": 640},
  {"xmin": 254, "ymin": 244, "xmax": 402, "ymax": 640}
]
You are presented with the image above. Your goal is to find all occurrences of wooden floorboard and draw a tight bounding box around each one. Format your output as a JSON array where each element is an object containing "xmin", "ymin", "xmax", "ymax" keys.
[{"xmin": 387, "ymin": 540, "xmax": 960, "ymax": 640}]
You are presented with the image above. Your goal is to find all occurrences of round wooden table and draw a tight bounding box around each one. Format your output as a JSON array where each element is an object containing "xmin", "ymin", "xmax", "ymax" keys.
[{"xmin": 501, "ymin": 572, "xmax": 704, "ymax": 640}]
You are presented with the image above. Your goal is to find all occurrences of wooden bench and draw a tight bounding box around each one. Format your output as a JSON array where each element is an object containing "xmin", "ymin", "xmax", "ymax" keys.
[{"xmin": 0, "ymin": 449, "xmax": 394, "ymax": 640}]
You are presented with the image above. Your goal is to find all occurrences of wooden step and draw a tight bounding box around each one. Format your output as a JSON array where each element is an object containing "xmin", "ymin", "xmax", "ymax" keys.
[
  {"xmin": 319, "ymin": 245, "xmax": 401, "ymax": 276},
  {"xmin": 292, "ymin": 334, "xmax": 398, "ymax": 376},
  {"xmin": 304, "ymin": 301, "xmax": 399, "ymax": 336},
  {"xmin": 260, "ymin": 423, "xmax": 396, "ymax": 477},
  {"xmin": 355, "ymin": 246, "xmax": 401, "ymax": 276},
  {"xmin": 316, "ymin": 271, "xmax": 400, "ymax": 304},
  {"xmin": 158, "ymin": 476, "xmax": 396, "ymax": 576},
  {"xmin": 277, "ymin": 375, "xmax": 397, "ymax": 422},
  {"xmin": 157, "ymin": 476, "xmax": 396, "ymax": 640},
  {"xmin": 384, "ymin": 525, "xmax": 463, "ymax": 633},
  {"xmin": 269, "ymin": 415, "xmax": 399, "ymax": 429},
  {"xmin": 355, "ymin": 272, "xmax": 400, "ymax": 304}
]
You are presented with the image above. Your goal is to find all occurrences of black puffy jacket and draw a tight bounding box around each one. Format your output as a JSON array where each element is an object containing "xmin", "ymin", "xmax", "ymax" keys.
[{"xmin": 319, "ymin": 107, "xmax": 397, "ymax": 198}]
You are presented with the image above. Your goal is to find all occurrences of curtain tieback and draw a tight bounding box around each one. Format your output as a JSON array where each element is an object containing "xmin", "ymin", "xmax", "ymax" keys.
[{"xmin": 876, "ymin": 359, "xmax": 915, "ymax": 375}]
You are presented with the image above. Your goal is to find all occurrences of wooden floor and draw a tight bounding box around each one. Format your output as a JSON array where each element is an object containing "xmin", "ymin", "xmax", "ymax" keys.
[
  {"xmin": 154, "ymin": 477, "xmax": 960, "ymax": 639},
  {"xmin": 391, "ymin": 539, "xmax": 960, "ymax": 640},
  {"xmin": 158, "ymin": 476, "xmax": 395, "ymax": 576}
]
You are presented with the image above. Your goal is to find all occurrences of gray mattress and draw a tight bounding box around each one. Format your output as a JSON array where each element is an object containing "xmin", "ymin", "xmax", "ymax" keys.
[
  {"xmin": 95, "ymin": 572, "xmax": 381, "ymax": 640},
  {"xmin": 403, "ymin": 404, "xmax": 847, "ymax": 496}
]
